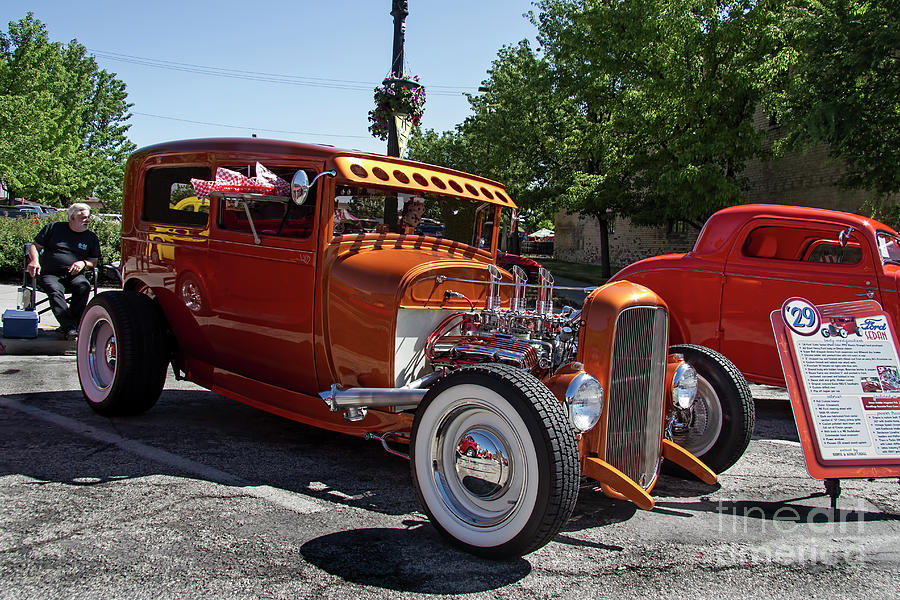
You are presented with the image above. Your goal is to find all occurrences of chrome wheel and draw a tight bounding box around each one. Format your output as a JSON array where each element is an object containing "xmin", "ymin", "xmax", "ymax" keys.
[
  {"xmin": 667, "ymin": 344, "xmax": 754, "ymax": 474},
  {"xmin": 78, "ymin": 304, "xmax": 118, "ymax": 405},
  {"xmin": 423, "ymin": 389, "xmax": 534, "ymax": 531},
  {"xmin": 76, "ymin": 291, "xmax": 168, "ymax": 416},
  {"xmin": 181, "ymin": 279, "xmax": 203, "ymax": 313},
  {"xmin": 672, "ymin": 374, "xmax": 722, "ymax": 457},
  {"xmin": 88, "ymin": 318, "xmax": 117, "ymax": 391}
]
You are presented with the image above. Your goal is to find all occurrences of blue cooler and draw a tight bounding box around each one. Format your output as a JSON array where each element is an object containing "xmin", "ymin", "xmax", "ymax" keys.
[{"xmin": 2, "ymin": 309, "xmax": 39, "ymax": 339}]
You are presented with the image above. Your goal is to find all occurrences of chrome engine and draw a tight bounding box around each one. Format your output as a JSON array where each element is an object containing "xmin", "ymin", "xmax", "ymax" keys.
[{"xmin": 427, "ymin": 266, "xmax": 582, "ymax": 376}]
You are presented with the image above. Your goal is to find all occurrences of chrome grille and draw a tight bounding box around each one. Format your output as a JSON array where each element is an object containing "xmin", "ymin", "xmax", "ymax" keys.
[{"xmin": 605, "ymin": 306, "xmax": 668, "ymax": 489}]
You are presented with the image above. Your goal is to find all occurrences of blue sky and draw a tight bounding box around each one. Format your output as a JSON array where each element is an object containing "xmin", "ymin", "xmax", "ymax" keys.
[{"xmin": 2, "ymin": 1, "xmax": 538, "ymax": 155}]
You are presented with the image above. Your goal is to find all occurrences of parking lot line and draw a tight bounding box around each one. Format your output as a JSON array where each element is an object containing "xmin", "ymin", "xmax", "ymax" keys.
[{"xmin": 0, "ymin": 395, "xmax": 326, "ymax": 515}]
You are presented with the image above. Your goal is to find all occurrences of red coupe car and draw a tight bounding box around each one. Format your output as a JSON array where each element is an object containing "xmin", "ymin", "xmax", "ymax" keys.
[{"xmin": 612, "ymin": 204, "xmax": 900, "ymax": 386}]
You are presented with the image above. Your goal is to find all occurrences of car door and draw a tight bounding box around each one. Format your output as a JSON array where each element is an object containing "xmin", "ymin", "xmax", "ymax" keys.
[
  {"xmin": 204, "ymin": 161, "xmax": 324, "ymax": 395},
  {"xmin": 719, "ymin": 218, "xmax": 882, "ymax": 385}
]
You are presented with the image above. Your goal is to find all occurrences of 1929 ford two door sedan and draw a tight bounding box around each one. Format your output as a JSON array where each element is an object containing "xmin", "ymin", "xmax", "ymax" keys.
[{"xmin": 76, "ymin": 138, "xmax": 750, "ymax": 558}]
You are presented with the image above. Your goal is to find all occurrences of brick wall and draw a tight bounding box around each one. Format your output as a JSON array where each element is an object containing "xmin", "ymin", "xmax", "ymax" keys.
[
  {"xmin": 554, "ymin": 211, "xmax": 697, "ymax": 271},
  {"xmin": 741, "ymin": 109, "xmax": 882, "ymax": 212}
]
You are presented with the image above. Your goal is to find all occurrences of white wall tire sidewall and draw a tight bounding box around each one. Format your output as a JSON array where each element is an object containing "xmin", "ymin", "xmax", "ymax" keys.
[
  {"xmin": 77, "ymin": 304, "xmax": 117, "ymax": 405},
  {"xmin": 413, "ymin": 383, "xmax": 540, "ymax": 549}
]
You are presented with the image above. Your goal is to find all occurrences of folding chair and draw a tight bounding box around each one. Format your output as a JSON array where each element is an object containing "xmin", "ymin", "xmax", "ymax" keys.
[{"xmin": 18, "ymin": 243, "xmax": 98, "ymax": 315}]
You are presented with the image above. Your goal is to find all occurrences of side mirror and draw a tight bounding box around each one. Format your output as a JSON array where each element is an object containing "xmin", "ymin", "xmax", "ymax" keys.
[
  {"xmin": 291, "ymin": 169, "xmax": 337, "ymax": 206},
  {"xmin": 291, "ymin": 170, "xmax": 311, "ymax": 205}
]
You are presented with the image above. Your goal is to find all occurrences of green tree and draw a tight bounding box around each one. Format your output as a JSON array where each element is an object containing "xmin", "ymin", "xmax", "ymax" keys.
[
  {"xmin": 409, "ymin": 42, "xmax": 566, "ymax": 254},
  {"xmin": 535, "ymin": 0, "xmax": 775, "ymax": 223},
  {"xmin": 766, "ymin": 0, "xmax": 900, "ymax": 215},
  {"xmin": 0, "ymin": 13, "xmax": 134, "ymax": 209},
  {"xmin": 413, "ymin": 2, "xmax": 778, "ymax": 276}
]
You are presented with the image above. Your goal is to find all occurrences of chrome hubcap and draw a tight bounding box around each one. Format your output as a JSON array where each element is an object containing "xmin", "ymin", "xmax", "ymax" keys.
[
  {"xmin": 430, "ymin": 401, "xmax": 525, "ymax": 528},
  {"xmin": 181, "ymin": 280, "xmax": 202, "ymax": 312},
  {"xmin": 671, "ymin": 375, "xmax": 722, "ymax": 456},
  {"xmin": 88, "ymin": 318, "xmax": 116, "ymax": 391},
  {"xmin": 453, "ymin": 428, "xmax": 511, "ymax": 498}
]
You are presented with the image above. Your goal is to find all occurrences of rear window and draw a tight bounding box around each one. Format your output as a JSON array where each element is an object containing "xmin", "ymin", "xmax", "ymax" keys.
[{"xmin": 143, "ymin": 166, "xmax": 211, "ymax": 226}]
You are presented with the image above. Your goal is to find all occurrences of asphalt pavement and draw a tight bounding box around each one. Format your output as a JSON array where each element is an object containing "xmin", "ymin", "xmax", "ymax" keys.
[
  {"xmin": 3, "ymin": 281, "xmax": 900, "ymax": 599},
  {"xmin": 1, "ymin": 355, "xmax": 898, "ymax": 599}
]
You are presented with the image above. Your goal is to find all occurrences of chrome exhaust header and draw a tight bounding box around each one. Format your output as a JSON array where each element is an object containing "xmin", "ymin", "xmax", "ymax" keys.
[{"xmin": 319, "ymin": 372, "xmax": 439, "ymax": 421}]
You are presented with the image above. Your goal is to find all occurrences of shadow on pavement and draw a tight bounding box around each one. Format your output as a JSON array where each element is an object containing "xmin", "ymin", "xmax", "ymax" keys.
[
  {"xmin": 0, "ymin": 389, "xmax": 419, "ymax": 516},
  {"xmin": 300, "ymin": 524, "xmax": 531, "ymax": 593}
]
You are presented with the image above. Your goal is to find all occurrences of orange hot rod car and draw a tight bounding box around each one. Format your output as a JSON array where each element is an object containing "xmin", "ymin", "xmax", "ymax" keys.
[{"xmin": 76, "ymin": 138, "xmax": 750, "ymax": 558}]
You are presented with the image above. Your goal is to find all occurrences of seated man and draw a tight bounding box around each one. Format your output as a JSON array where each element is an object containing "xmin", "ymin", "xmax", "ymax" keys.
[{"xmin": 25, "ymin": 203, "xmax": 101, "ymax": 339}]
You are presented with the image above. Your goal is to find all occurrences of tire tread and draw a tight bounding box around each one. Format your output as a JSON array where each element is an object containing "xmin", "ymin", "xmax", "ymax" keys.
[
  {"xmin": 411, "ymin": 363, "xmax": 580, "ymax": 558},
  {"xmin": 669, "ymin": 344, "xmax": 754, "ymax": 472},
  {"xmin": 79, "ymin": 291, "xmax": 167, "ymax": 416}
]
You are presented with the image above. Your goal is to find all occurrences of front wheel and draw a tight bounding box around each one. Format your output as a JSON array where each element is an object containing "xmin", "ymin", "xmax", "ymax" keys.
[
  {"xmin": 411, "ymin": 364, "xmax": 579, "ymax": 558},
  {"xmin": 77, "ymin": 291, "xmax": 168, "ymax": 416},
  {"xmin": 667, "ymin": 344, "xmax": 755, "ymax": 474}
]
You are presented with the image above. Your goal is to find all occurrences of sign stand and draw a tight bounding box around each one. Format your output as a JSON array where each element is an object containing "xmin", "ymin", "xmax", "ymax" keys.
[{"xmin": 824, "ymin": 478, "xmax": 840, "ymax": 512}]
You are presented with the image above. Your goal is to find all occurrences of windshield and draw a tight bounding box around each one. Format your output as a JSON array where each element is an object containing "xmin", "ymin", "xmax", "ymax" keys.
[
  {"xmin": 877, "ymin": 231, "xmax": 900, "ymax": 265},
  {"xmin": 333, "ymin": 184, "xmax": 499, "ymax": 250}
]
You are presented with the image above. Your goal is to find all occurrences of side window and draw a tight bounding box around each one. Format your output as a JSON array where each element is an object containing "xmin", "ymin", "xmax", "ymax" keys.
[
  {"xmin": 805, "ymin": 242, "xmax": 862, "ymax": 264},
  {"xmin": 743, "ymin": 225, "xmax": 863, "ymax": 264},
  {"xmin": 218, "ymin": 165, "xmax": 316, "ymax": 239},
  {"xmin": 742, "ymin": 227, "xmax": 780, "ymax": 259},
  {"xmin": 143, "ymin": 166, "xmax": 211, "ymax": 226},
  {"xmin": 878, "ymin": 233, "xmax": 900, "ymax": 264}
]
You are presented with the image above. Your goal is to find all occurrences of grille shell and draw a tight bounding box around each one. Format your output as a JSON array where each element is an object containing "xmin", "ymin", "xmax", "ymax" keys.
[{"xmin": 604, "ymin": 306, "xmax": 668, "ymax": 489}]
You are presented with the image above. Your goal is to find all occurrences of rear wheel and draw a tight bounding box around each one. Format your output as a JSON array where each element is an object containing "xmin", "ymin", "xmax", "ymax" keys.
[
  {"xmin": 77, "ymin": 291, "xmax": 168, "ymax": 416},
  {"xmin": 411, "ymin": 363, "xmax": 579, "ymax": 558},
  {"xmin": 667, "ymin": 344, "xmax": 754, "ymax": 474}
]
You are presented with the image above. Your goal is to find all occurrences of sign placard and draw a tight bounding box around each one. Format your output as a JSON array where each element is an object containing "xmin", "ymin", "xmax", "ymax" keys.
[{"xmin": 771, "ymin": 298, "xmax": 900, "ymax": 479}]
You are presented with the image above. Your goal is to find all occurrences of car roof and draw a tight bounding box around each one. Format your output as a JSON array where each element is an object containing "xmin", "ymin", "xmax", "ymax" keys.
[
  {"xmin": 693, "ymin": 203, "xmax": 895, "ymax": 258},
  {"xmin": 130, "ymin": 137, "xmax": 516, "ymax": 209}
]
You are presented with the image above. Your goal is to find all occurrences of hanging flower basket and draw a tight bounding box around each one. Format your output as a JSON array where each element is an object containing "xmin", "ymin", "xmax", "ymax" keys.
[{"xmin": 368, "ymin": 73, "xmax": 426, "ymax": 141}]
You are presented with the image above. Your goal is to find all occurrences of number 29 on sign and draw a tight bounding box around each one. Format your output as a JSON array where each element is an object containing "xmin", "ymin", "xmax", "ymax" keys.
[{"xmin": 781, "ymin": 297, "xmax": 821, "ymax": 336}]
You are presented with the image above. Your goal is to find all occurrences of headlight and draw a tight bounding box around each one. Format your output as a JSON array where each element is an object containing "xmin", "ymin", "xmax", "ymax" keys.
[
  {"xmin": 565, "ymin": 373, "xmax": 604, "ymax": 433},
  {"xmin": 672, "ymin": 362, "xmax": 698, "ymax": 410}
]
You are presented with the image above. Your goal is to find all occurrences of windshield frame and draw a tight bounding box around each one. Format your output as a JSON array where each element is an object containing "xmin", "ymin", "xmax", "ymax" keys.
[{"xmin": 330, "ymin": 180, "xmax": 504, "ymax": 256}]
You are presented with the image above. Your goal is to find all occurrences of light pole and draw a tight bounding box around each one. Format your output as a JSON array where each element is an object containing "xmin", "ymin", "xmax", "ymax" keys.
[
  {"xmin": 384, "ymin": 0, "xmax": 408, "ymax": 228},
  {"xmin": 387, "ymin": 0, "xmax": 408, "ymax": 159}
]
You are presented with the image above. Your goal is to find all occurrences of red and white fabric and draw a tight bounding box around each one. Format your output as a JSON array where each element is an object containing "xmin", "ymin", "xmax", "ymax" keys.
[
  {"xmin": 191, "ymin": 165, "xmax": 285, "ymax": 198},
  {"xmin": 255, "ymin": 162, "xmax": 291, "ymax": 196}
]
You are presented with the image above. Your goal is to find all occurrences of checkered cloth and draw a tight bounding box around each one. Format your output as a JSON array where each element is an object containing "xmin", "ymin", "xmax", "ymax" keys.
[
  {"xmin": 190, "ymin": 178, "xmax": 216, "ymax": 199},
  {"xmin": 191, "ymin": 165, "xmax": 283, "ymax": 198},
  {"xmin": 255, "ymin": 162, "xmax": 291, "ymax": 196}
]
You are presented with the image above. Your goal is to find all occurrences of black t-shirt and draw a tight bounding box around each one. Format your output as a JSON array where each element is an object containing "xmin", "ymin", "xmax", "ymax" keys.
[{"xmin": 34, "ymin": 221, "xmax": 101, "ymax": 276}]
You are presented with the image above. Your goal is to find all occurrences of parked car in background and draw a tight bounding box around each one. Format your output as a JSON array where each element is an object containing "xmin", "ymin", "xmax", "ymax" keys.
[
  {"xmin": 610, "ymin": 204, "xmax": 899, "ymax": 461},
  {"xmin": 0, "ymin": 205, "xmax": 50, "ymax": 219},
  {"xmin": 497, "ymin": 251, "xmax": 543, "ymax": 282},
  {"xmin": 76, "ymin": 137, "xmax": 749, "ymax": 558},
  {"xmin": 414, "ymin": 217, "xmax": 444, "ymax": 236}
]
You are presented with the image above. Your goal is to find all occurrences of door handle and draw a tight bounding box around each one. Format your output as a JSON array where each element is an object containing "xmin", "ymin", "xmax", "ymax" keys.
[{"xmin": 857, "ymin": 290, "xmax": 875, "ymax": 299}]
